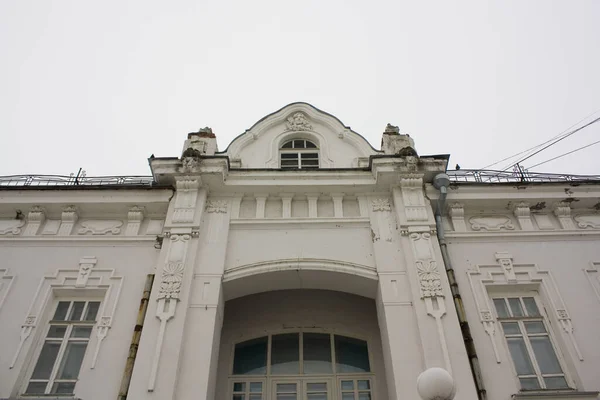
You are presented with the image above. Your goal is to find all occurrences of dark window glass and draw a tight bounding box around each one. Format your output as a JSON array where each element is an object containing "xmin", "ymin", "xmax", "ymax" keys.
[
  {"xmin": 233, "ymin": 337, "xmax": 268, "ymax": 375},
  {"xmin": 69, "ymin": 302, "xmax": 85, "ymax": 321},
  {"xmin": 303, "ymin": 333, "xmax": 332, "ymax": 374},
  {"xmin": 282, "ymin": 141, "xmax": 293, "ymax": 148},
  {"xmin": 84, "ymin": 301, "xmax": 100, "ymax": 321},
  {"xmin": 271, "ymin": 333, "xmax": 299, "ymax": 374},
  {"xmin": 305, "ymin": 141, "xmax": 317, "ymax": 148},
  {"xmin": 53, "ymin": 302, "xmax": 70, "ymax": 320},
  {"xmin": 335, "ymin": 335, "xmax": 370, "ymax": 373}
]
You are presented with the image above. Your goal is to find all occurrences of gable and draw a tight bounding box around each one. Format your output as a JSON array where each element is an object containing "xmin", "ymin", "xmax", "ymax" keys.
[{"xmin": 222, "ymin": 103, "xmax": 379, "ymax": 168}]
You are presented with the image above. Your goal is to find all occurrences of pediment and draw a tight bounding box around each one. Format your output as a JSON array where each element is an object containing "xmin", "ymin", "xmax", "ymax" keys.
[{"xmin": 222, "ymin": 102, "xmax": 379, "ymax": 168}]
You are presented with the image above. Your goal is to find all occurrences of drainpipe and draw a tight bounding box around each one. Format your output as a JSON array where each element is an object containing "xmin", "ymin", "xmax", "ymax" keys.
[
  {"xmin": 117, "ymin": 274, "xmax": 155, "ymax": 400},
  {"xmin": 432, "ymin": 174, "xmax": 487, "ymax": 400}
]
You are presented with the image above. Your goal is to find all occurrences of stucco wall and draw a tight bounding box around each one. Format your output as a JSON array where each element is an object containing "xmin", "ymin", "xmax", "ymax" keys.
[{"xmin": 214, "ymin": 289, "xmax": 389, "ymax": 399}]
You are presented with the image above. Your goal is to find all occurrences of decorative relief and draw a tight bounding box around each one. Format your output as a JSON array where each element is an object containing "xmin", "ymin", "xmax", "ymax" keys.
[
  {"xmin": 59, "ymin": 206, "xmax": 78, "ymax": 235},
  {"xmin": 574, "ymin": 214, "xmax": 600, "ymax": 229},
  {"xmin": 467, "ymin": 254, "xmax": 583, "ymax": 363},
  {"xmin": 371, "ymin": 198, "xmax": 391, "ymax": 212},
  {"xmin": 553, "ymin": 202, "xmax": 575, "ymax": 230},
  {"xmin": 449, "ymin": 203, "xmax": 467, "ymax": 232},
  {"xmin": 180, "ymin": 147, "xmax": 202, "ymax": 174},
  {"xmin": 513, "ymin": 202, "xmax": 534, "ymax": 231},
  {"xmin": 285, "ymin": 112, "xmax": 313, "ymax": 132},
  {"xmin": 0, "ymin": 219, "xmax": 25, "ymax": 235},
  {"xmin": 416, "ymin": 260, "xmax": 444, "ymax": 298},
  {"xmin": 78, "ymin": 220, "xmax": 123, "ymax": 235},
  {"xmin": 42, "ymin": 220, "xmax": 61, "ymax": 235},
  {"xmin": 126, "ymin": 206, "xmax": 145, "ymax": 236},
  {"xmin": 172, "ymin": 178, "xmax": 200, "ymax": 224},
  {"xmin": 399, "ymin": 176, "xmax": 429, "ymax": 221},
  {"xmin": 469, "ymin": 216, "xmax": 515, "ymax": 231},
  {"xmin": 24, "ymin": 206, "xmax": 46, "ymax": 236},
  {"xmin": 206, "ymin": 200, "xmax": 228, "ymax": 213},
  {"xmin": 10, "ymin": 257, "xmax": 123, "ymax": 369},
  {"xmin": 157, "ymin": 262, "xmax": 185, "ymax": 300}
]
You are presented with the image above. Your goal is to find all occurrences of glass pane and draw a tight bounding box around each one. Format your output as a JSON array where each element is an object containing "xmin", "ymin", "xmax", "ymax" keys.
[
  {"xmin": 530, "ymin": 337, "xmax": 563, "ymax": 374},
  {"xmin": 493, "ymin": 299, "xmax": 509, "ymax": 318},
  {"xmin": 304, "ymin": 333, "xmax": 332, "ymax": 374},
  {"xmin": 545, "ymin": 376, "xmax": 569, "ymax": 389},
  {"xmin": 57, "ymin": 342, "xmax": 88, "ymax": 379},
  {"xmin": 249, "ymin": 382, "xmax": 262, "ymax": 392},
  {"xmin": 335, "ymin": 335, "xmax": 370, "ymax": 373},
  {"xmin": 25, "ymin": 381, "xmax": 48, "ymax": 394},
  {"xmin": 307, "ymin": 395, "xmax": 326, "ymax": 400},
  {"xmin": 271, "ymin": 333, "xmax": 300, "ymax": 374},
  {"xmin": 508, "ymin": 298, "xmax": 524, "ymax": 317},
  {"xmin": 233, "ymin": 337, "xmax": 268, "ymax": 375},
  {"xmin": 524, "ymin": 321, "xmax": 546, "ymax": 334},
  {"xmin": 69, "ymin": 302, "xmax": 85, "ymax": 321},
  {"xmin": 501, "ymin": 322, "xmax": 521, "ymax": 335},
  {"xmin": 277, "ymin": 395, "xmax": 296, "ymax": 400},
  {"xmin": 84, "ymin": 301, "xmax": 100, "ymax": 321},
  {"xmin": 359, "ymin": 394, "xmax": 372, "ymax": 400},
  {"xmin": 233, "ymin": 395, "xmax": 245, "ymax": 400},
  {"xmin": 519, "ymin": 377, "xmax": 541, "ymax": 390},
  {"xmin": 358, "ymin": 380, "xmax": 371, "ymax": 390},
  {"xmin": 71, "ymin": 326, "xmax": 93, "ymax": 338},
  {"xmin": 507, "ymin": 337, "xmax": 536, "ymax": 375},
  {"xmin": 51, "ymin": 382, "xmax": 76, "ymax": 394},
  {"xmin": 342, "ymin": 394, "xmax": 355, "ymax": 400},
  {"xmin": 307, "ymin": 383, "xmax": 327, "ymax": 391},
  {"xmin": 281, "ymin": 153, "xmax": 298, "ymax": 159},
  {"xmin": 305, "ymin": 141, "xmax": 317, "ymax": 148},
  {"xmin": 249, "ymin": 395, "xmax": 262, "ymax": 400},
  {"xmin": 233, "ymin": 382, "xmax": 246, "ymax": 392},
  {"xmin": 47, "ymin": 325, "xmax": 67, "ymax": 338},
  {"xmin": 301, "ymin": 153, "xmax": 319, "ymax": 159},
  {"xmin": 523, "ymin": 297, "xmax": 540, "ymax": 316},
  {"xmin": 282, "ymin": 141, "xmax": 293, "ymax": 148},
  {"xmin": 276, "ymin": 383, "xmax": 297, "ymax": 392},
  {"xmin": 341, "ymin": 380, "xmax": 354, "ymax": 390},
  {"xmin": 31, "ymin": 341, "xmax": 61, "ymax": 379},
  {"xmin": 53, "ymin": 302, "xmax": 71, "ymax": 320},
  {"xmin": 293, "ymin": 140, "xmax": 304, "ymax": 148}
]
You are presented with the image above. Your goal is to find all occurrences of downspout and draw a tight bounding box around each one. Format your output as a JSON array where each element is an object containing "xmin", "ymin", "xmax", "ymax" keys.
[
  {"xmin": 432, "ymin": 174, "xmax": 487, "ymax": 400},
  {"xmin": 117, "ymin": 274, "xmax": 155, "ymax": 400}
]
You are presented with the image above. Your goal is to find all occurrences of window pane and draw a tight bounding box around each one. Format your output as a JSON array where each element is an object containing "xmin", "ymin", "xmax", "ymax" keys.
[
  {"xmin": 523, "ymin": 297, "xmax": 540, "ymax": 316},
  {"xmin": 31, "ymin": 341, "xmax": 61, "ymax": 379},
  {"xmin": 57, "ymin": 342, "xmax": 88, "ymax": 379},
  {"xmin": 71, "ymin": 326, "xmax": 93, "ymax": 338},
  {"xmin": 307, "ymin": 394, "xmax": 327, "ymax": 400},
  {"xmin": 271, "ymin": 333, "xmax": 300, "ymax": 374},
  {"xmin": 25, "ymin": 382, "xmax": 48, "ymax": 394},
  {"xmin": 493, "ymin": 299, "xmax": 510, "ymax": 318},
  {"xmin": 281, "ymin": 153, "xmax": 298, "ymax": 159},
  {"xmin": 277, "ymin": 395, "xmax": 296, "ymax": 400},
  {"xmin": 341, "ymin": 380, "xmax": 354, "ymax": 390},
  {"xmin": 301, "ymin": 153, "xmax": 319, "ymax": 159},
  {"xmin": 53, "ymin": 302, "xmax": 70, "ymax": 320},
  {"xmin": 342, "ymin": 394, "xmax": 355, "ymax": 400},
  {"xmin": 69, "ymin": 302, "xmax": 85, "ymax": 321},
  {"xmin": 233, "ymin": 382, "xmax": 246, "ymax": 392},
  {"xmin": 293, "ymin": 140, "xmax": 304, "ymax": 148},
  {"xmin": 501, "ymin": 322, "xmax": 521, "ymax": 335},
  {"xmin": 508, "ymin": 298, "xmax": 524, "ymax": 317},
  {"xmin": 530, "ymin": 337, "xmax": 563, "ymax": 374},
  {"xmin": 51, "ymin": 382, "xmax": 76, "ymax": 394},
  {"xmin": 544, "ymin": 376, "xmax": 569, "ymax": 389},
  {"xmin": 335, "ymin": 335, "xmax": 370, "ymax": 373},
  {"xmin": 84, "ymin": 301, "xmax": 100, "ymax": 321},
  {"xmin": 307, "ymin": 383, "xmax": 327, "ymax": 391},
  {"xmin": 359, "ymin": 394, "xmax": 372, "ymax": 400},
  {"xmin": 249, "ymin": 395, "xmax": 262, "ymax": 400},
  {"xmin": 282, "ymin": 141, "xmax": 293, "ymax": 148},
  {"xmin": 233, "ymin": 395, "xmax": 245, "ymax": 400},
  {"xmin": 305, "ymin": 141, "xmax": 317, "ymax": 148},
  {"xmin": 233, "ymin": 337, "xmax": 268, "ymax": 375},
  {"xmin": 358, "ymin": 380, "xmax": 371, "ymax": 390},
  {"xmin": 507, "ymin": 337, "xmax": 536, "ymax": 375},
  {"xmin": 519, "ymin": 377, "xmax": 541, "ymax": 390},
  {"xmin": 47, "ymin": 325, "xmax": 67, "ymax": 338},
  {"xmin": 249, "ymin": 382, "xmax": 263, "ymax": 392},
  {"xmin": 303, "ymin": 333, "xmax": 332, "ymax": 374},
  {"xmin": 524, "ymin": 321, "xmax": 546, "ymax": 334}
]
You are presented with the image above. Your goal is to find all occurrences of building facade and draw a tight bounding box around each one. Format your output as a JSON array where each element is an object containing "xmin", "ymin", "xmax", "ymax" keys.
[{"xmin": 0, "ymin": 103, "xmax": 598, "ymax": 400}]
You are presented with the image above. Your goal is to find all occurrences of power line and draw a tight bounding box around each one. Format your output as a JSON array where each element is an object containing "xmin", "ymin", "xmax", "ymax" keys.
[
  {"xmin": 527, "ymin": 139, "xmax": 600, "ymax": 170},
  {"xmin": 481, "ymin": 107, "xmax": 600, "ymax": 170}
]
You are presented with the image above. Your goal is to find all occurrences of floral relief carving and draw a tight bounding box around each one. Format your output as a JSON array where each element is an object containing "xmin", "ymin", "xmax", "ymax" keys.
[
  {"xmin": 158, "ymin": 262, "xmax": 185, "ymax": 300},
  {"xmin": 574, "ymin": 214, "xmax": 600, "ymax": 229},
  {"xmin": 469, "ymin": 216, "xmax": 515, "ymax": 231},
  {"xmin": 371, "ymin": 198, "xmax": 392, "ymax": 212},
  {"xmin": 78, "ymin": 220, "xmax": 123, "ymax": 235},
  {"xmin": 0, "ymin": 219, "xmax": 25, "ymax": 235},
  {"xmin": 416, "ymin": 260, "xmax": 444, "ymax": 298},
  {"xmin": 285, "ymin": 112, "xmax": 313, "ymax": 132},
  {"xmin": 206, "ymin": 200, "xmax": 228, "ymax": 213}
]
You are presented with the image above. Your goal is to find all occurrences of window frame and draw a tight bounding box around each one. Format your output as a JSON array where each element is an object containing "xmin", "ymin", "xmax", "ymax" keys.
[
  {"xmin": 492, "ymin": 293, "xmax": 574, "ymax": 391},
  {"xmin": 279, "ymin": 139, "xmax": 320, "ymax": 170},
  {"xmin": 22, "ymin": 299, "xmax": 101, "ymax": 396}
]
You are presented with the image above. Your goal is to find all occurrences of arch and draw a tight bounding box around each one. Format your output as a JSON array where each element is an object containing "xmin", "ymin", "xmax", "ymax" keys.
[
  {"xmin": 272, "ymin": 131, "xmax": 332, "ymax": 168},
  {"xmin": 222, "ymin": 258, "xmax": 378, "ymax": 301}
]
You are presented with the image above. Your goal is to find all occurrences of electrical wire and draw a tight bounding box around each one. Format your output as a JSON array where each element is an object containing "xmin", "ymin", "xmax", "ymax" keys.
[
  {"xmin": 480, "ymin": 107, "xmax": 600, "ymax": 170},
  {"xmin": 527, "ymin": 139, "xmax": 600, "ymax": 170}
]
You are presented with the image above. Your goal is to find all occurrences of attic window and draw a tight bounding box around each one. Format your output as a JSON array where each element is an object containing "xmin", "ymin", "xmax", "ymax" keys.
[{"xmin": 280, "ymin": 140, "xmax": 319, "ymax": 169}]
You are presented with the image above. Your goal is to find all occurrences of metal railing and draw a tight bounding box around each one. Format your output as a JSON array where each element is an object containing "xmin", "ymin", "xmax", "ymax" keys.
[
  {"xmin": 446, "ymin": 169, "xmax": 600, "ymax": 183},
  {"xmin": 0, "ymin": 174, "xmax": 155, "ymax": 187}
]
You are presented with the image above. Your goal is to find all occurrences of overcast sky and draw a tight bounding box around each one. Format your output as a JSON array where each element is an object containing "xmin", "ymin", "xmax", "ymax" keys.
[{"xmin": 1, "ymin": 1, "xmax": 599, "ymax": 177}]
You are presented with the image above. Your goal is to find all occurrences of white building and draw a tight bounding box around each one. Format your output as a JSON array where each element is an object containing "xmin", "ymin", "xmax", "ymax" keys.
[{"xmin": 0, "ymin": 102, "xmax": 598, "ymax": 400}]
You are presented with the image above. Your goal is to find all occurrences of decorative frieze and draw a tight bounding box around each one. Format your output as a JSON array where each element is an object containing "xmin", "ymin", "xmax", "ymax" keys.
[
  {"xmin": 0, "ymin": 219, "xmax": 25, "ymax": 235},
  {"xmin": 24, "ymin": 206, "xmax": 45, "ymax": 236},
  {"xmin": 574, "ymin": 214, "xmax": 600, "ymax": 229},
  {"xmin": 58, "ymin": 206, "xmax": 78, "ymax": 235},
  {"xmin": 78, "ymin": 220, "xmax": 123, "ymax": 235},
  {"xmin": 513, "ymin": 202, "xmax": 534, "ymax": 231},
  {"xmin": 553, "ymin": 202, "xmax": 575, "ymax": 230},
  {"xmin": 469, "ymin": 216, "xmax": 515, "ymax": 231},
  {"xmin": 126, "ymin": 206, "xmax": 145, "ymax": 236}
]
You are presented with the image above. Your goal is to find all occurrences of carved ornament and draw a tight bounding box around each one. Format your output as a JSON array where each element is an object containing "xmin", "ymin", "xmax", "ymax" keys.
[
  {"xmin": 416, "ymin": 260, "xmax": 444, "ymax": 299},
  {"xmin": 469, "ymin": 216, "xmax": 515, "ymax": 231},
  {"xmin": 574, "ymin": 214, "xmax": 600, "ymax": 229},
  {"xmin": 285, "ymin": 112, "xmax": 313, "ymax": 132},
  {"xmin": 0, "ymin": 219, "xmax": 25, "ymax": 235},
  {"xmin": 372, "ymin": 198, "xmax": 392, "ymax": 212},
  {"xmin": 78, "ymin": 220, "xmax": 123, "ymax": 235},
  {"xmin": 206, "ymin": 200, "xmax": 228, "ymax": 213}
]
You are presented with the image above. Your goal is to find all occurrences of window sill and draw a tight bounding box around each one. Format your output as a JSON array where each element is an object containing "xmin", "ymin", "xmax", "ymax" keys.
[
  {"xmin": 13, "ymin": 395, "xmax": 80, "ymax": 400},
  {"xmin": 512, "ymin": 390, "xmax": 599, "ymax": 399}
]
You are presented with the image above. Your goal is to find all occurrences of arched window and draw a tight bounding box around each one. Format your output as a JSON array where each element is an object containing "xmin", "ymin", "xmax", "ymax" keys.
[
  {"xmin": 230, "ymin": 332, "xmax": 373, "ymax": 399},
  {"xmin": 280, "ymin": 139, "xmax": 319, "ymax": 169}
]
